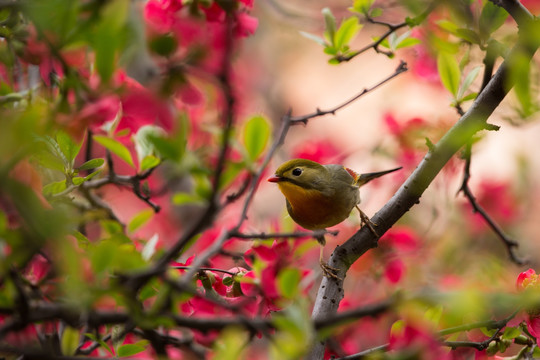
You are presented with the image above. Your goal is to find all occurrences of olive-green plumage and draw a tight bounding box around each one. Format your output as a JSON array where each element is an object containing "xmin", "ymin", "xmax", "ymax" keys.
[
  {"xmin": 268, "ymin": 158, "xmax": 401, "ymax": 230},
  {"xmin": 268, "ymin": 158, "xmax": 401, "ymax": 278}
]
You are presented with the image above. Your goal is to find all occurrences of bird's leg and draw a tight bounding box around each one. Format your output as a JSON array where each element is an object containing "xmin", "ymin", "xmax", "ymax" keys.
[
  {"xmin": 356, "ymin": 205, "xmax": 379, "ymax": 237},
  {"xmin": 315, "ymin": 233, "xmax": 341, "ymax": 280}
]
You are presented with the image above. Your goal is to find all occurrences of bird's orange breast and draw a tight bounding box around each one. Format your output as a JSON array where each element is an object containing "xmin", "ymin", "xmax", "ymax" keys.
[{"xmin": 277, "ymin": 181, "xmax": 350, "ymax": 230}]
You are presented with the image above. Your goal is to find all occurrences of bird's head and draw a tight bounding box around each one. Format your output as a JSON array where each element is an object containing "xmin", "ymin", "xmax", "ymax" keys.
[{"xmin": 267, "ymin": 158, "xmax": 328, "ymax": 190}]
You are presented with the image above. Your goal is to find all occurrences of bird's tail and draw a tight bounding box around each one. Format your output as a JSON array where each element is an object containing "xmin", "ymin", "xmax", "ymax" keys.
[{"xmin": 354, "ymin": 167, "xmax": 402, "ymax": 186}]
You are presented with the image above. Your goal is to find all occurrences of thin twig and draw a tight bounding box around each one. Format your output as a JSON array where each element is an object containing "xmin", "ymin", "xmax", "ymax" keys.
[
  {"xmin": 230, "ymin": 229, "xmax": 338, "ymax": 240},
  {"xmin": 288, "ymin": 61, "xmax": 408, "ymax": 123},
  {"xmin": 458, "ymin": 142, "xmax": 526, "ymax": 265}
]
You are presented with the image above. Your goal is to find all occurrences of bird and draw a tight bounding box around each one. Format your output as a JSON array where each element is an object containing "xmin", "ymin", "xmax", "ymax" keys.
[{"xmin": 267, "ymin": 158, "xmax": 401, "ymax": 278}]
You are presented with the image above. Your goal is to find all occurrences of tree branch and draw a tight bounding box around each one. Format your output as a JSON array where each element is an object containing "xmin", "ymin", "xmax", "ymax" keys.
[
  {"xmin": 288, "ymin": 61, "xmax": 408, "ymax": 124},
  {"xmin": 307, "ymin": 7, "xmax": 538, "ymax": 358},
  {"xmin": 458, "ymin": 142, "xmax": 526, "ymax": 265}
]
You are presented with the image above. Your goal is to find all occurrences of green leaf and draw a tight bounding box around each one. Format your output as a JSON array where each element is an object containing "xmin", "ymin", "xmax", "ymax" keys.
[
  {"xmin": 139, "ymin": 282, "xmax": 158, "ymax": 301},
  {"xmin": 72, "ymin": 177, "xmax": 85, "ymax": 186},
  {"xmin": 242, "ymin": 115, "xmax": 271, "ymax": 162},
  {"xmin": 323, "ymin": 46, "xmax": 338, "ymax": 55},
  {"xmin": 212, "ymin": 327, "xmax": 248, "ymax": 360},
  {"xmin": 219, "ymin": 161, "xmax": 246, "ymax": 190},
  {"xmin": 128, "ymin": 208, "xmax": 154, "ymax": 233},
  {"xmin": 140, "ymin": 155, "xmax": 160, "ymax": 172},
  {"xmin": 117, "ymin": 341, "xmax": 149, "ymax": 357},
  {"xmin": 369, "ymin": 7, "xmax": 383, "ymax": 17},
  {"xmin": 424, "ymin": 305, "xmax": 444, "ymax": 325},
  {"xmin": 480, "ymin": 1, "xmax": 508, "ymax": 37},
  {"xmin": 395, "ymin": 36, "xmax": 421, "ymax": 50},
  {"xmin": 480, "ymin": 327, "xmax": 498, "ymax": 337},
  {"xmin": 78, "ymin": 158, "xmax": 105, "ymax": 171},
  {"xmin": 350, "ymin": 0, "xmax": 375, "ymax": 15},
  {"xmin": 133, "ymin": 125, "xmax": 166, "ymax": 166},
  {"xmin": 23, "ymin": 0, "xmax": 78, "ymax": 46},
  {"xmin": 0, "ymin": 210, "xmax": 7, "ymax": 233},
  {"xmin": 334, "ymin": 17, "xmax": 362, "ymax": 51},
  {"xmin": 149, "ymin": 33, "xmax": 178, "ymax": 57},
  {"xmin": 84, "ymin": 169, "xmax": 103, "ymax": 181},
  {"xmin": 271, "ymin": 304, "xmax": 313, "ymax": 359},
  {"xmin": 460, "ymin": 92, "xmax": 478, "ymax": 102},
  {"xmin": 85, "ymin": 333, "xmax": 113, "ymax": 355},
  {"xmin": 501, "ymin": 326, "xmax": 521, "ymax": 340},
  {"xmin": 61, "ymin": 326, "xmax": 80, "ymax": 356},
  {"xmin": 93, "ymin": 135, "xmax": 135, "ymax": 168},
  {"xmin": 90, "ymin": 241, "xmax": 116, "ymax": 274},
  {"xmin": 43, "ymin": 180, "xmax": 67, "ymax": 196},
  {"xmin": 322, "ymin": 8, "xmax": 337, "ymax": 45},
  {"xmin": 457, "ymin": 66, "xmax": 481, "ymax": 101},
  {"xmin": 278, "ymin": 268, "xmax": 301, "ymax": 299},
  {"xmin": 33, "ymin": 150, "xmax": 66, "ymax": 172},
  {"xmin": 299, "ymin": 31, "xmax": 327, "ymax": 46},
  {"xmin": 73, "ymin": 231, "xmax": 90, "ymax": 250},
  {"xmin": 509, "ymin": 51, "xmax": 536, "ymax": 116},
  {"xmin": 437, "ymin": 52, "xmax": 461, "ymax": 97},
  {"xmin": 431, "ymin": 36, "xmax": 460, "ymax": 54},
  {"xmin": 172, "ymin": 192, "xmax": 205, "ymax": 205},
  {"xmin": 93, "ymin": 0, "xmax": 130, "ymax": 82},
  {"xmin": 455, "ymin": 28, "xmax": 481, "ymax": 45},
  {"xmin": 56, "ymin": 130, "xmax": 82, "ymax": 168},
  {"xmin": 147, "ymin": 133, "xmax": 183, "ymax": 162},
  {"xmin": 101, "ymin": 220, "xmax": 124, "ymax": 235},
  {"xmin": 437, "ymin": 19, "xmax": 459, "ymax": 34}
]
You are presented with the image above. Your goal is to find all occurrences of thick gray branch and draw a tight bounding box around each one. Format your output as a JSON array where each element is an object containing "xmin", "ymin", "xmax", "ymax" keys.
[{"xmin": 307, "ymin": 5, "xmax": 538, "ymax": 359}]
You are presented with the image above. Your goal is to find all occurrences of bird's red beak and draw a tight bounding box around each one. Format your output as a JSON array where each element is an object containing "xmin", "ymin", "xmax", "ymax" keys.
[{"xmin": 267, "ymin": 175, "xmax": 282, "ymax": 183}]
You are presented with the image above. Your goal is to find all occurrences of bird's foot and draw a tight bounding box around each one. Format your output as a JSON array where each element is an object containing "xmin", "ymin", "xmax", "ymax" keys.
[
  {"xmin": 358, "ymin": 208, "xmax": 379, "ymax": 237},
  {"xmin": 320, "ymin": 259, "xmax": 342, "ymax": 280}
]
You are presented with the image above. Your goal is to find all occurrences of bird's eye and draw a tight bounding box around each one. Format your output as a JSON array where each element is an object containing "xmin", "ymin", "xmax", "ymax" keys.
[{"xmin": 292, "ymin": 168, "xmax": 303, "ymax": 176}]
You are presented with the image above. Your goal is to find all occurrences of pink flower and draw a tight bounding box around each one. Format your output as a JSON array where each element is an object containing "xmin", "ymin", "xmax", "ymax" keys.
[
  {"xmin": 412, "ymin": 44, "xmax": 440, "ymax": 84},
  {"xmin": 24, "ymin": 254, "xmax": 50, "ymax": 285},
  {"xmin": 384, "ymin": 258, "xmax": 405, "ymax": 284},
  {"xmin": 517, "ymin": 268, "xmax": 538, "ymax": 290},
  {"xmin": 464, "ymin": 180, "xmax": 519, "ymax": 234},
  {"xmin": 389, "ymin": 322, "xmax": 451, "ymax": 359},
  {"xmin": 20, "ymin": 25, "xmax": 49, "ymax": 66},
  {"xmin": 144, "ymin": 0, "xmax": 182, "ymax": 33},
  {"xmin": 292, "ymin": 139, "xmax": 345, "ymax": 164},
  {"xmin": 68, "ymin": 95, "xmax": 121, "ymax": 140},
  {"xmin": 380, "ymin": 226, "xmax": 420, "ymax": 253},
  {"xmin": 516, "ymin": 269, "xmax": 540, "ymax": 345},
  {"xmin": 242, "ymin": 240, "xmax": 314, "ymax": 314},
  {"xmin": 119, "ymin": 87, "xmax": 174, "ymax": 135},
  {"xmin": 234, "ymin": 12, "xmax": 258, "ymax": 37}
]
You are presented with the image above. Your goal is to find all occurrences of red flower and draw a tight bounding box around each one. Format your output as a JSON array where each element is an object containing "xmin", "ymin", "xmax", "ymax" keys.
[
  {"xmin": 20, "ymin": 25, "xmax": 49, "ymax": 66},
  {"xmin": 291, "ymin": 138, "xmax": 345, "ymax": 164},
  {"xmin": 517, "ymin": 268, "xmax": 538, "ymax": 290},
  {"xmin": 411, "ymin": 43, "xmax": 440, "ymax": 84},
  {"xmin": 389, "ymin": 322, "xmax": 451, "ymax": 359},
  {"xmin": 242, "ymin": 240, "xmax": 314, "ymax": 315},
  {"xmin": 234, "ymin": 12, "xmax": 258, "ymax": 37},
  {"xmin": 380, "ymin": 226, "xmax": 420, "ymax": 253},
  {"xmin": 516, "ymin": 269, "xmax": 540, "ymax": 345},
  {"xmin": 144, "ymin": 0, "xmax": 182, "ymax": 33},
  {"xmin": 384, "ymin": 258, "xmax": 405, "ymax": 284},
  {"xmin": 463, "ymin": 180, "xmax": 519, "ymax": 234}
]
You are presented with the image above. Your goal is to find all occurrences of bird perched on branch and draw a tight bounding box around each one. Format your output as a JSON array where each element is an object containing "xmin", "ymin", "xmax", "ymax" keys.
[{"xmin": 268, "ymin": 158, "xmax": 401, "ymax": 278}]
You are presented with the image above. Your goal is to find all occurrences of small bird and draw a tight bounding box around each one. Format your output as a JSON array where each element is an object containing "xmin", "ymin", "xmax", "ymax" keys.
[{"xmin": 268, "ymin": 158, "xmax": 401, "ymax": 278}]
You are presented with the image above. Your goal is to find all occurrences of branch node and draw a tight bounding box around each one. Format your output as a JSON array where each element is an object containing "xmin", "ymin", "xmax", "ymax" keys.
[
  {"xmin": 425, "ymin": 137, "xmax": 435, "ymax": 152},
  {"xmin": 484, "ymin": 123, "xmax": 500, "ymax": 131}
]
